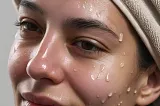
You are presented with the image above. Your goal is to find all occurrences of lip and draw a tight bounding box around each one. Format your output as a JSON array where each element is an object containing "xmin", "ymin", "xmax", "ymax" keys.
[{"xmin": 21, "ymin": 92, "xmax": 62, "ymax": 106}]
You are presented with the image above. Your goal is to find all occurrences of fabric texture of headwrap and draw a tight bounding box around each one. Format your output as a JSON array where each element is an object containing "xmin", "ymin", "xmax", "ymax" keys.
[{"xmin": 112, "ymin": 0, "xmax": 160, "ymax": 106}]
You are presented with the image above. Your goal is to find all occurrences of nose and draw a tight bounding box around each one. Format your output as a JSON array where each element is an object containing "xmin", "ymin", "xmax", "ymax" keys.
[{"xmin": 26, "ymin": 33, "xmax": 65, "ymax": 84}]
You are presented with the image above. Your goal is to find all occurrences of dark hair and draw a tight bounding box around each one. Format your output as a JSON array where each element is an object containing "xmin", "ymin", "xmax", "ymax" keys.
[
  {"xmin": 127, "ymin": 21, "xmax": 154, "ymax": 69},
  {"xmin": 136, "ymin": 34, "xmax": 154, "ymax": 69}
]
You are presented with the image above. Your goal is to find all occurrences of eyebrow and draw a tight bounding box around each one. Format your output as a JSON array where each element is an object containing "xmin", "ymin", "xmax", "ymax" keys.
[
  {"xmin": 19, "ymin": 0, "xmax": 118, "ymax": 39},
  {"xmin": 20, "ymin": 0, "xmax": 44, "ymax": 15},
  {"xmin": 63, "ymin": 18, "xmax": 118, "ymax": 38}
]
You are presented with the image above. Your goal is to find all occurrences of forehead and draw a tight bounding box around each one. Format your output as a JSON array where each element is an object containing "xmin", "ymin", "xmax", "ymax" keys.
[
  {"xmin": 17, "ymin": 0, "xmax": 120, "ymax": 16},
  {"xmin": 16, "ymin": 0, "xmax": 123, "ymax": 16},
  {"xmin": 18, "ymin": 0, "xmax": 127, "ymax": 33}
]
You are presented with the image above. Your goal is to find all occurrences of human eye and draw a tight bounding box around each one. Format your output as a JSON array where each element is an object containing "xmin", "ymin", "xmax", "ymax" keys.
[
  {"xmin": 70, "ymin": 37, "xmax": 109, "ymax": 58},
  {"xmin": 15, "ymin": 18, "xmax": 43, "ymax": 39}
]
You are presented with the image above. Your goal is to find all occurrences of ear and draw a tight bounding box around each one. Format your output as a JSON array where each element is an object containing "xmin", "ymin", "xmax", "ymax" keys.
[{"xmin": 136, "ymin": 65, "xmax": 160, "ymax": 106}]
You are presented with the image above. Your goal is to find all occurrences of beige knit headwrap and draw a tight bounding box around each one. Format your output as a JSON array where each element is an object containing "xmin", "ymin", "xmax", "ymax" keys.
[{"xmin": 112, "ymin": 0, "xmax": 160, "ymax": 70}]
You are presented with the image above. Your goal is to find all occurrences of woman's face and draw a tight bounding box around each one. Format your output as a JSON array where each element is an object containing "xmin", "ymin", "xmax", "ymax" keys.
[{"xmin": 9, "ymin": 0, "xmax": 144, "ymax": 106}]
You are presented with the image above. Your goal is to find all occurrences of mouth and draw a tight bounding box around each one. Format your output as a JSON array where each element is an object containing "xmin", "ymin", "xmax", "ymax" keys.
[{"xmin": 21, "ymin": 92, "xmax": 62, "ymax": 106}]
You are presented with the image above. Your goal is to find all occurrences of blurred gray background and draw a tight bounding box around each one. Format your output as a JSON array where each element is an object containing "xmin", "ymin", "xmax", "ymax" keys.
[{"xmin": 0, "ymin": 1, "xmax": 16, "ymax": 105}]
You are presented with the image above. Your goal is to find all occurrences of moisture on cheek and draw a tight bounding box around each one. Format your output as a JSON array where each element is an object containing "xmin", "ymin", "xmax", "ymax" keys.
[
  {"xmin": 119, "ymin": 33, "xmax": 124, "ymax": 42},
  {"xmin": 90, "ymin": 85, "xmax": 138, "ymax": 106},
  {"xmin": 83, "ymin": 51, "xmax": 140, "ymax": 106}
]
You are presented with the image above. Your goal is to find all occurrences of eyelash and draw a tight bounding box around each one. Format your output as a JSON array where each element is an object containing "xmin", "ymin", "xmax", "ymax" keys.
[
  {"xmin": 70, "ymin": 38, "xmax": 107, "ymax": 58},
  {"xmin": 15, "ymin": 20, "xmax": 43, "ymax": 34},
  {"xmin": 14, "ymin": 20, "xmax": 107, "ymax": 58}
]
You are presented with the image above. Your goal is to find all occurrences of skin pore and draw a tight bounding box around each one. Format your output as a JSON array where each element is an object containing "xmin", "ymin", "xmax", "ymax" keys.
[{"xmin": 9, "ymin": 0, "xmax": 160, "ymax": 106}]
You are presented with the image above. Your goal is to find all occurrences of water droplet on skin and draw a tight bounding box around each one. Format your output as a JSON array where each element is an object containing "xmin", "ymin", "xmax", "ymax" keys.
[
  {"xmin": 142, "ymin": 97, "xmax": 145, "ymax": 101},
  {"xmin": 123, "ymin": 52, "xmax": 126, "ymax": 56},
  {"xmin": 108, "ymin": 92, "xmax": 113, "ymax": 98},
  {"xmin": 78, "ymin": 4, "xmax": 81, "ymax": 8},
  {"xmin": 96, "ymin": 64, "xmax": 105, "ymax": 79},
  {"xmin": 96, "ymin": 73, "xmax": 101, "ymax": 79},
  {"xmin": 91, "ymin": 75, "xmax": 96, "ymax": 80},
  {"xmin": 89, "ymin": 4, "xmax": 93, "ymax": 12},
  {"xmin": 130, "ymin": 70, "xmax": 134, "ymax": 74},
  {"xmin": 84, "ymin": 0, "xmax": 87, "ymax": 4},
  {"xmin": 134, "ymin": 90, "xmax": 137, "ymax": 94},
  {"xmin": 105, "ymin": 73, "xmax": 110, "ymax": 82},
  {"xmin": 120, "ymin": 101, "xmax": 123, "ymax": 104},
  {"xmin": 100, "ymin": 64, "xmax": 105, "ymax": 71},
  {"xmin": 119, "ymin": 33, "xmax": 124, "ymax": 42},
  {"xmin": 73, "ymin": 69, "xmax": 78, "ymax": 72},
  {"xmin": 96, "ymin": 95, "xmax": 100, "ymax": 98},
  {"xmin": 77, "ymin": 1, "xmax": 81, "ymax": 9},
  {"xmin": 64, "ymin": 57, "xmax": 70, "ymax": 65},
  {"xmin": 83, "ymin": 4, "xmax": 86, "ymax": 9},
  {"xmin": 117, "ymin": 103, "xmax": 121, "ymax": 106},
  {"xmin": 93, "ymin": 65, "xmax": 96, "ymax": 68},
  {"xmin": 42, "ymin": 64, "xmax": 47, "ymax": 70},
  {"xmin": 101, "ymin": 98, "xmax": 107, "ymax": 104},
  {"xmin": 96, "ymin": 12, "xmax": 101, "ymax": 18},
  {"xmin": 59, "ymin": 93, "xmax": 63, "ymax": 101},
  {"xmin": 120, "ymin": 63, "xmax": 124, "ymax": 68},
  {"xmin": 127, "ymin": 87, "xmax": 131, "ymax": 93}
]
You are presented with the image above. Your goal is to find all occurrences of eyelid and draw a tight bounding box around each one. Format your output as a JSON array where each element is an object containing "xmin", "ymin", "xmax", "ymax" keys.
[
  {"xmin": 68, "ymin": 40, "xmax": 107, "ymax": 59},
  {"xmin": 14, "ymin": 19, "xmax": 44, "ymax": 40},
  {"xmin": 18, "ymin": 17, "xmax": 45, "ymax": 33},
  {"xmin": 72, "ymin": 36, "xmax": 110, "ymax": 52}
]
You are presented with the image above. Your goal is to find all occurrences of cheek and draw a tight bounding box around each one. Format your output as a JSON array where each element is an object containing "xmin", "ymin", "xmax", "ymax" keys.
[
  {"xmin": 65, "ymin": 56, "xmax": 116, "ymax": 105},
  {"xmin": 8, "ymin": 41, "xmax": 33, "ymax": 86},
  {"xmin": 65, "ymin": 55, "xmax": 138, "ymax": 105}
]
